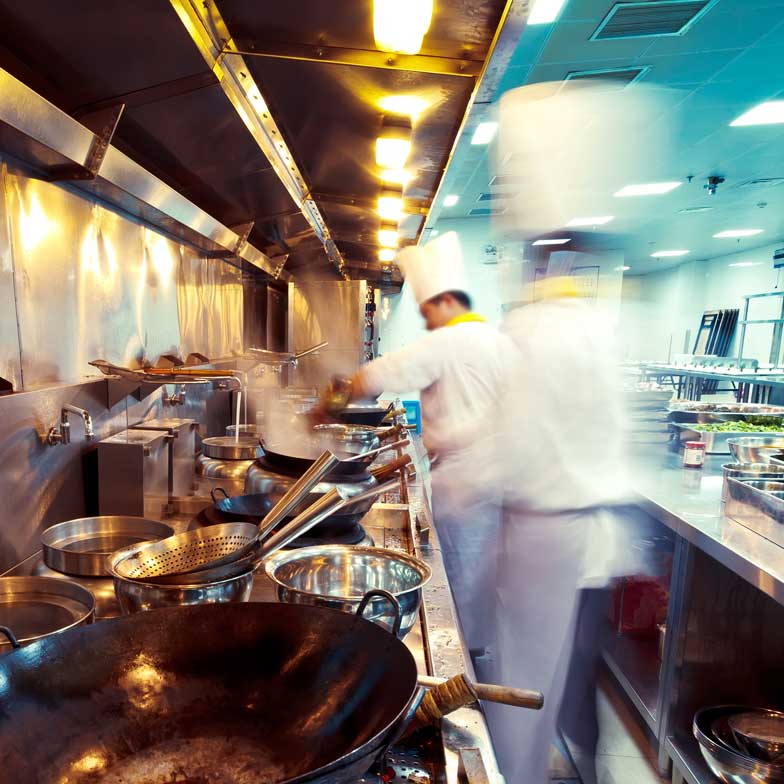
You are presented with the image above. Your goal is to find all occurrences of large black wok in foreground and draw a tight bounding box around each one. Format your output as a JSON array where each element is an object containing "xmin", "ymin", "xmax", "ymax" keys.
[{"xmin": 0, "ymin": 601, "xmax": 419, "ymax": 783}]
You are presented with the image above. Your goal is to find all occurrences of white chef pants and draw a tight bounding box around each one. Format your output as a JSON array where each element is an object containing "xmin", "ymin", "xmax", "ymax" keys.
[{"xmin": 482, "ymin": 507, "xmax": 591, "ymax": 784}]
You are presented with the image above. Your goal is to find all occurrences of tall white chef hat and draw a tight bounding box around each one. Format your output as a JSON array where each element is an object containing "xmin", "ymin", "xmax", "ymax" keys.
[{"xmin": 396, "ymin": 231, "xmax": 469, "ymax": 306}]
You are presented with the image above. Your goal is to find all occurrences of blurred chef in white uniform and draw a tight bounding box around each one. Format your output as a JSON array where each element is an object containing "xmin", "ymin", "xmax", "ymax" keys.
[{"xmin": 350, "ymin": 231, "xmax": 514, "ymax": 655}]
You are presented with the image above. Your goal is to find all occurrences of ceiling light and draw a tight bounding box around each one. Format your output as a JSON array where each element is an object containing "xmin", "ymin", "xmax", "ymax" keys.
[
  {"xmin": 471, "ymin": 122, "xmax": 498, "ymax": 145},
  {"xmin": 378, "ymin": 95, "xmax": 429, "ymax": 121},
  {"xmin": 651, "ymin": 249, "xmax": 689, "ymax": 258},
  {"xmin": 444, "ymin": 194, "xmax": 459, "ymax": 207},
  {"xmin": 431, "ymin": 229, "xmax": 439, "ymax": 236},
  {"xmin": 374, "ymin": 0, "xmax": 433, "ymax": 55},
  {"xmin": 380, "ymin": 168, "xmax": 412, "ymax": 186},
  {"xmin": 533, "ymin": 238, "xmax": 571, "ymax": 246},
  {"xmin": 378, "ymin": 223, "xmax": 399, "ymax": 248},
  {"xmin": 377, "ymin": 187, "xmax": 404, "ymax": 221},
  {"xmin": 731, "ymin": 101, "xmax": 784, "ymax": 127},
  {"xmin": 378, "ymin": 248, "xmax": 396, "ymax": 262},
  {"xmin": 615, "ymin": 265, "xmax": 631, "ymax": 272},
  {"xmin": 528, "ymin": 0, "xmax": 568, "ymax": 24},
  {"xmin": 567, "ymin": 216, "xmax": 614, "ymax": 227},
  {"xmin": 729, "ymin": 261, "xmax": 763, "ymax": 268},
  {"xmin": 614, "ymin": 181, "xmax": 682, "ymax": 197},
  {"xmin": 376, "ymin": 115, "xmax": 412, "ymax": 169},
  {"xmin": 714, "ymin": 229, "xmax": 764, "ymax": 238}
]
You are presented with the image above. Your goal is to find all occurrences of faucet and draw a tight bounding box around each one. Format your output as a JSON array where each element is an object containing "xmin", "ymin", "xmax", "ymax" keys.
[
  {"xmin": 164, "ymin": 384, "xmax": 187, "ymax": 406},
  {"xmin": 47, "ymin": 405, "xmax": 94, "ymax": 446}
]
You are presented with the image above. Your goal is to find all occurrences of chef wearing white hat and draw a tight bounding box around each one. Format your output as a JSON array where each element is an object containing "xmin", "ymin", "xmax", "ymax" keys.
[{"xmin": 351, "ymin": 231, "xmax": 514, "ymax": 656}]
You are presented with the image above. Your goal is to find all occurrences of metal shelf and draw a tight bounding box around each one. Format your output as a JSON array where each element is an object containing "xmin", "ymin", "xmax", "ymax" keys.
[
  {"xmin": 603, "ymin": 631, "xmax": 661, "ymax": 734},
  {"xmin": 666, "ymin": 736, "xmax": 714, "ymax": 784}
]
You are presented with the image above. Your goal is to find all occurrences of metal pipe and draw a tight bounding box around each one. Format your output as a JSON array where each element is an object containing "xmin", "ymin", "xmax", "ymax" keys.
[{"xmin": 62, "ymin": 405, "xmax": 94, "ymax": 439}]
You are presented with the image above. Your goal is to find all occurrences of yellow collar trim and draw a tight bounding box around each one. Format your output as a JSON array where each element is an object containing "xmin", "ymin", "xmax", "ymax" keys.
[{"xmin": 446, "ymin": 312, "xmax": 487, "ymax": 327}]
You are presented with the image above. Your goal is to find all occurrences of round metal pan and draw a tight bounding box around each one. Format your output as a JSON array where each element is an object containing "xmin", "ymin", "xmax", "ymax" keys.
[
  {"xmin": 202, "ymin": 435, "xmax": 261, "ymax": 460},
  {"xmin": 42, "ymin": 516, "xmax": 175, "ymax": 577},
  {"xmin": 0, "ymin": 576, "xmax": 95, "ymax": 649}
]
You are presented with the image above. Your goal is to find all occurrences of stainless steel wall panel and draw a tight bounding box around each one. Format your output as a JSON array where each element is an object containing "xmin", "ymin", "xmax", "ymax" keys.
[{"xmin": 0, "ymin": 163, "xmax": 22, "ymax": 389}]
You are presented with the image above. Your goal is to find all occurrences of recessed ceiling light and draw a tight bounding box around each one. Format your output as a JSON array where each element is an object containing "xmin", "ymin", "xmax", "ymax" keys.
[
  {"xmin": 533, "ymin": 238, "xmax": 571, "ymax": 246},
  {"xmin": 378, "ymin": 224, "xmax": 399, "ymax": 247},
  {"xmin": 729, "ymin": 261, "xmax": 763, "ymax": 268},
  {"xmin": 567, "ymin": 216, "xmax": 614, "ymax": 227},
  {"xmin": 430, "ymin": 230, "xmax": 439, "ymax": 236},
  {"xmin": 731, "ymin": 101, "xmax": 784, "ymax": 127},
  {"xmin": 379, "ymin": 168, "xmax": 412, "ymax": 186},
  {"xmin": 615, "ymin": 265, "xmax": 631, "ymax": 272},
  {"xmin": 714, "ymin": 229, "xmax": 764, "ymax": 238},
  {"xmin": 678, "ymin": 206, "xmax": 714, "ymax": 214},
  {"xmin": 377, "ymin": 187, "xmax": 404, "ymax": 221},
  {"xmin": 471, "ymin": 122, "xmax": 498, "ymax": 145},
  {"xmin": 378, "ymin": 248, "xmax": 396, "ymax": 262},
  {"xmin": 444, "ymin": 194, "xmax": 459, "ymax": 207},
  {"xmin": 614, "ymin": 181, "xmax": 682, "ymax": 197},
  {"xmin": 651, "ymin": 249, "xmax": 689, "ymax": 258},
  {"xmin": 373, "ymin": 0, "xmax": 433, "ymax": 55},
  {"xmin": 527, "ymin": 0, "xmax": 568, "ymax": 24},
  {"xmin": 378, "ymin": 95, "xmax": 429, "ymax": 121}
]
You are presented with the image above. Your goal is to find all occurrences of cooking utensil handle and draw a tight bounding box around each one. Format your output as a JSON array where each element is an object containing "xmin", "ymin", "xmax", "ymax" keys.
[
  {"xmin": 345, "ymin": 438, "xmax": 409, "ymax": 462},
  {"xmin": 369, "ymin": 454, "xmax": 412, "ymax": 481},
  {"xmin": 0, "ymin": 626, "xmax": 20, "ymax": 649},
  {"xmin": 293, "ymin": 341, "xmax": 328, "ymax": 360},
  {"xmin": 383, "ymin": 407, "xmax": 408, "ymax": 422},
  {"xmin": 355, "ymin": 589, "xmax": 402, "ymax": 638},
  {"xmin": 257, "ymin": 450, "xmax": 341, "ymax": 538},
  {"xmin": 417, "ymin": 674, "xmax": 544, "ymax": 710},
  {"xmin": 210, "ymin": 487, "xmax": 230, "ymax": 502},
  {"xmin": 375, "ymin": 423, "xmax": 405, "ymax": 442}
]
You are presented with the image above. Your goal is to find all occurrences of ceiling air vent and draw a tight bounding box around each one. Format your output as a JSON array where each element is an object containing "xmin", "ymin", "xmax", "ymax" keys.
[
  {"xmin": 563, "ymin": 66, "xmax": 649, "ymax": 90},
  {"xmin": 478, "ymin": 192, "xmax": 517, "ymax": 201},
  {"xmin": 591, "ymin": 1, "xmax": 718, "ymax": 41},
  {"xmin": 489, "ymin": 175, "xmax": 524, "ymax": 187},
  {"xmin": 469, "ymin": 207, "xmax": 506, "ymax": 217},
  {"xmin": 738, "ymin": 178, "xmax": 784, "ymax": 189}
]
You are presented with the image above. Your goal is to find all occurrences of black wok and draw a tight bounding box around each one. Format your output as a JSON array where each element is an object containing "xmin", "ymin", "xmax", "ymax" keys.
[{"xmin": 0, "ymin": 600, "xmax": 419, "ymax": 783}]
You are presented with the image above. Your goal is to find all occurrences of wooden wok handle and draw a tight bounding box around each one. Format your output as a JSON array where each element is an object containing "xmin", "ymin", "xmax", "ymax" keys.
[
  {"xmin": 376, "ymin": 423, "xmax": 405, "ymax": 442},
  {"xmin": 369, "ymin": 454, "xmax": 412, "ymax": 481},
  {"xmin": 470, "ymin": 681, "xmax": 544, "ymax": 710}
]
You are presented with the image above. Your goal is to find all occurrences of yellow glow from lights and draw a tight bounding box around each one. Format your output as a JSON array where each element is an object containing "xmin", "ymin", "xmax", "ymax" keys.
[
  {"xmin": 375, "ymin": 137, "xmax": 411, "ymax": 169},
  {"xmin": 378, "ymin": 228, "xmax": 399, "ymax": 248},
  {"xmin": 377, "ymin": 195, "xmax": 404, "ymax": 221},
  {"xmin": 120, "ymin": 654, "xmax": 166, "ymax": 711},
  {"xmin": 145, "ymin": 232, "xmax": 176, "ymax": 289},
  {"xmin": 71, "ymin": 753, "xmax": 108, "ymax": 774},
  {"xmin": 379, "ymin": 248, "xmax": 396, "ymax": 262},
  {"xmin": 19, "ymin": 194, "xmax": 54, "ymax": 252},
  {"xmin": 378, "ymin": 95, "xmax": 429, "ymax": 121},
  {"xmin": 374, "ymin": 0, "xmax": 433, "ymax": 55},
  {"xmin": 380, "ymin": 168, "xmax": 412, "ymax": 186}
]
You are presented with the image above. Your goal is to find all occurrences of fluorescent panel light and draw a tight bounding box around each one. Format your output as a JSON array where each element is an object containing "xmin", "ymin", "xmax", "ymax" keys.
[
  {"xmin": 566, "ymin": 216, "xmax": 614, "ymax": 227},
  {"xmin": 444, "ymin": 194, "xmax": 459, "ymax": 207},
  {"xmin": 375, "ymin": 137, "xmax": 411, "ymax": 169},
  {"xmin": 374, "ymin": 0, "xmax": 433, "ymax": 54},
  {"xmin": 614, "ymin": 181, "xmax": 682, "ymax": 197},
  {"xmin": 471, "ymin": 122, "xmax": 498, "ymax": 145},
  {"xmin": 378, "ymin": 95, "xmax": 428, "ymax": 121},
  {"xmin": 528, "ymin": 0, "xmax": 568, "ymax": 24},
  {"xmin": 533, "ymin": 238, "xmax": 571, "ymax": 246},
  {"xmin": 615, "ymin": 265, "xmax": 631, "ymax": 272},
  {"xmin": 651, "ymin": 250, "xmax": 689, "ymax": 258},
  {"xmin": 379, "ymin": 248, "xmax": 396, "ymax": 262},
  {"xmin": 731, "ymin": 101, "xmax": 784, "ymax": 127},
  {"xmin": 729, "ymin": 261, "xmax": 763, "ymax": 268},
  {"xmin": 714, "ymin": 229, "xmax": 764, "ymax": 238},
  {"xmin": 378, "ymin": 226, "xmax": 399, "ymax": 247}
]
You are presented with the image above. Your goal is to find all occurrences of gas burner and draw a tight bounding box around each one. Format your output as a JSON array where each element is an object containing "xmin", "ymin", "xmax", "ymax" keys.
[{"xmin": 189, "ymin": 506, "xmax": 371, "ymax": 547}]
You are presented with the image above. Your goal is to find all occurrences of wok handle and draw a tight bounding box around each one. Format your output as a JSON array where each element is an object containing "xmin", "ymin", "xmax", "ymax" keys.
[
  {"xmin": 0, "ymin": 626, "xmax": 20, "ymax": 649},
  {"xmin": 356, "ymin": 589, "xmax": 402, "ymax": 638},
  {"xmin": 344, "ymin": 438, "xmax": 409, "ymax": 463},
  {"xmin": 210, "ymin": 487, "xmax": 230, "ymax": 502},
  {"xmin": 417, "ymin": 674, "xmax": 544, "ymax": 710},
  {"xmin": 376, "ymin": 423, "xmax": 405, "ymax": 442}
]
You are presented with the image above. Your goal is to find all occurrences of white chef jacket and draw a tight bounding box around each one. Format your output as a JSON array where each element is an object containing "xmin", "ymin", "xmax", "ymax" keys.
[{"xmin": 362, "ymin": 319, "xmax": 514, "ymax": 467}]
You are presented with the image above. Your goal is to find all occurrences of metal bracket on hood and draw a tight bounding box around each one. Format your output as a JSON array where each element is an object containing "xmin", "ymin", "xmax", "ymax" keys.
[
  {"xmin": 49, "ymin": 103, "xmax": 125, "ymax": 181},
  {"xmin": 204, "ymin": 220, "xmax": 255, "ymax": 259}
]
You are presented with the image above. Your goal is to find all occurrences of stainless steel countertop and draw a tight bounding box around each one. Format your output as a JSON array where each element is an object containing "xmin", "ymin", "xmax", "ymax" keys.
[{"xmin": 630, "ymin": 448, "xmax": 784, "ymax": 605}]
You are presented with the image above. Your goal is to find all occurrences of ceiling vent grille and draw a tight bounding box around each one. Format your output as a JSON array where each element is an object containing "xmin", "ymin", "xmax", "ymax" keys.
[
  {"xmin": 469, "ymin": 207, "xmax": 506, "ymax": 216},
  {"xmin": 591, "ymin": 1, "xmax": 717, "ymax": 40},
  {"xmin": 738, "ymin": 178, "xmax": 784, "ymax": 189},
  {"xmin": 489, "ymin": 175, "xmax": 524, "ymax": 187},
  {"xmin": 563, "ymin": 66, "xmax": 649, "ymax": 90}
]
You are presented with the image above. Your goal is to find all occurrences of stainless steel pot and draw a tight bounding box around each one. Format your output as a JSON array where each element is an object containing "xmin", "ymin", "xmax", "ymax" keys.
[
  {"xmin": 264, "ymin": 545, "xmax": 432, "ymax": 638},
  {"xmin": 721, "ymin": 464, "xmax": 784, "ymax": 503},
  {"xmin": 196, "ymin": 436, "xmax": 263, "ymax": 495},
  {"xmin": 109, "ymin": 566, "xmax": 254, "ymax": 614},
  {"xmin": 728, "ymin": 437, "xmax": 784, "ymax": 464},
  {"xmin": 201, "ymin": 436, "xmax": 261, "ymax": 460},
  {"xmin": 41, "ymin": 516, "xmax": 174, "ymax": 577}
]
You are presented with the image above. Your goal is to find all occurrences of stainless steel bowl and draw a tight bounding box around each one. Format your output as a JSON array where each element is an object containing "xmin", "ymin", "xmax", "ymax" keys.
[
  {"xmin": 108, "ymin": 552, "xmax": 254, "ymax": 614},
  {"xmin": 728, "ymin": 437, "xmax": 784, "ymax": 465},
  {"xmin": 729, "ymin": 710, "xmax": 784, "ymax": 763},
  {"xmin": 695, "ymin": 706, "xmax": 784, "ymax": 783},
  {"xmin": 264, "ymin": 545, "xmax": 431, "ymax": 638},
  {"xmin": 721, "ymin": 465, "xmax": 784, "ymax": 503}
]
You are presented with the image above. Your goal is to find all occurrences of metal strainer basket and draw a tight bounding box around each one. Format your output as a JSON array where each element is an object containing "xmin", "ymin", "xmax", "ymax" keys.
[{"xmin": 111, "ymin": 523, "xmax": 261, "ymax": 580}]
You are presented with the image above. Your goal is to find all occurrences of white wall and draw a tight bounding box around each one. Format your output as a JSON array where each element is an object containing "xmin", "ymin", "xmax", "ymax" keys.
[{"xmin": 620, "ymin": 242, "xmax": 784, "ymax": 363}]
